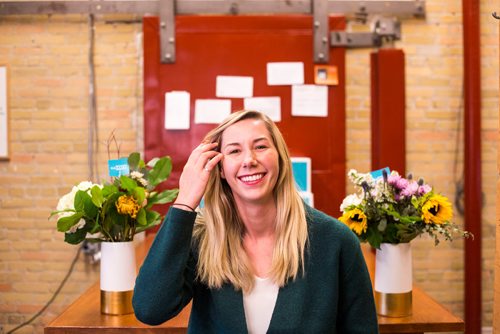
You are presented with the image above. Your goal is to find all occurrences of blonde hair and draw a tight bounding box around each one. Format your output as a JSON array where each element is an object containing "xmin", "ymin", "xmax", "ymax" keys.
[{"xmin": 193, "ymin": 110, "xmax": 308, "ymax": 293}]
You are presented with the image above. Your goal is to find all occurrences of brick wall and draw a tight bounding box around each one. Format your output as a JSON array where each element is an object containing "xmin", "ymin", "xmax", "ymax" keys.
[
  {"xmin": 0, "ymin": 1, "xmax": 497, "ymax": 332},
  {"xmin": 0, "ymin": 14, "xmax": 143, "ymax": 333}
]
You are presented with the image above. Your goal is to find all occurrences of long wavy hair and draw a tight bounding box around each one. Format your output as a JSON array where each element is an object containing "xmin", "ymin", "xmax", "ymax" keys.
[{"xmin": 193, "ymin": 110, "xmax": 308, "ymax": 293}]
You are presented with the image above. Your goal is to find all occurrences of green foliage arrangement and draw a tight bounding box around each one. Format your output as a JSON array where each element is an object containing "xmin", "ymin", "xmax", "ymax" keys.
[{"xmin": 50, "ymin": 152, "xmax": 178, "ymax": 244}]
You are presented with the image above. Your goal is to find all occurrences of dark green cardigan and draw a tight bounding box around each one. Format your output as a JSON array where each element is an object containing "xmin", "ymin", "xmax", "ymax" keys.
[{"xmin": 133, "ymin": 206, "xmax": 379, "ymax": 333}]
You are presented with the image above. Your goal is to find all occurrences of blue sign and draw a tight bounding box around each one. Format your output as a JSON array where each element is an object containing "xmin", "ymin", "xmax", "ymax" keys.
[
  {"xmin": 291, "ymin": 157, "xmax": 311, "ymax": 192},
  {"xmin": 108, "ymin": 158, "xmax": 130, "ymax": 177},
  {"xmin": 370, "ymin": 167, "xmax": 390, "ymax": 179}
]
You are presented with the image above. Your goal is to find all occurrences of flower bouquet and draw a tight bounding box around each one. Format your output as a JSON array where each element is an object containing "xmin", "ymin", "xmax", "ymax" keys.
[
  {"xmin": 339, "ymin": 169, "xmax": 471, "ymax": 249},
  {"xmin": 50, "ymin": 152, "xmax": 179, "ymax": 244},
  {"xmin": 339, "ymin": 168, "xmax": 471, "ymax": 317}
]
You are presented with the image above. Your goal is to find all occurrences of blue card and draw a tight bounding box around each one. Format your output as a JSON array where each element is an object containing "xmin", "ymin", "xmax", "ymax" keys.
[
  {"xmin": 370, "ymin": 167, "xmax": 390, "ymax": 179},
  {"xmin": 108, "ymin": 158, "xmax": 130, "ymax": 177},
  {"xmin": 291, "ymin": 157, "xmax": 311, "ymax": 192}
]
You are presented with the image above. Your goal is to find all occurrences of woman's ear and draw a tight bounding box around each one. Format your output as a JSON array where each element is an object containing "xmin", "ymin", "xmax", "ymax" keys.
[{"xmin": 220, "ymin": 165, "xmax": 226, "ymax": 179}]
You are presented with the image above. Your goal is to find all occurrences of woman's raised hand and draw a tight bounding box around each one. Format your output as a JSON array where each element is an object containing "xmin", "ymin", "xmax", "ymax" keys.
[{"xmin": 174, "ymin": 142, "xmax": 224, "ymax": 211}]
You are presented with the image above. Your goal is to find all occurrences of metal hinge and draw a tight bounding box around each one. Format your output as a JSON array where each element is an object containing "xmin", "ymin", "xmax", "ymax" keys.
[
  {"xmin": 159, "ymin": 0, "xmax": 175, "ymax": 63},
  {"xmin": 330, "ymin": 17, "xmax": 401, "ymax": 48}
]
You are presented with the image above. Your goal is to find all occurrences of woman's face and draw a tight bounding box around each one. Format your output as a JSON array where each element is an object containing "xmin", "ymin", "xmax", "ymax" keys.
[{"xmin": 219, "ymin": 118, "xmax": 280, "ymax": 207}]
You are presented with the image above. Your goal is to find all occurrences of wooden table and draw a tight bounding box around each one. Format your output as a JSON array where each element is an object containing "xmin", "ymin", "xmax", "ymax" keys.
[{"xmin": 45, "ymin": 236, "xmax": 464, "ymax": 334}]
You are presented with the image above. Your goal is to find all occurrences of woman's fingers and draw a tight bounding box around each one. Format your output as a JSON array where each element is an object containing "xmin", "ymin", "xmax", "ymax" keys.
[
  {"xmin": 202, "ymin": 152, "xmax": 224, "ymax": 173},
  {"xmin": 196, "ymin": 149, "xmax": 221, "ymax": 171},
  {"xmin": 175, "ymin": 142, "xmax": 222, "ymax": 208},
  {"xmin": 187, "ymin": 142, "xmax": 218, "ymax": 165}
]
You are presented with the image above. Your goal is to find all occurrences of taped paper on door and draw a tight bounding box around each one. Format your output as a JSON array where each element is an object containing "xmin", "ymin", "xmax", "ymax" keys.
[
  {"xmin": 165, "ymin": 91, "xmax": 190, "ymax": 130},
  {"xmin": 267, "ymin": 62, "xmax": 304, "ymax": 86},
  {"xmin": 291, "ymin": 85, "xmax": 328, "ymax": 117},
  {"xmin": 244, "ymin": 97, "xmax": 281, "ymax": 122},
  {"xmin": 195, "ymin": 99, "xmax": 231, "ymax": 124},
  {"xmin": 216, "ymin": 76, "xmax": 253, "ymax": 98}
]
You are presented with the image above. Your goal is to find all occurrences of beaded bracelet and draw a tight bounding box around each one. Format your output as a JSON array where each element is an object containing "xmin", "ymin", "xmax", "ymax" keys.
[{"xmin": 173, "ymin": 203, "xmax": 196, "ymax": 212}]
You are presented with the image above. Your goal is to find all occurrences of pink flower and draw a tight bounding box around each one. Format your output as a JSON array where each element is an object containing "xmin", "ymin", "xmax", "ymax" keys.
[
  {"xmin": 388, "ymin": 174, "xmax": 409, "ymax": 190},
  {"xmin": 401, "ymin": 181, "xmax": 419, "ymax": 197},
  {"xmin": 418, "ymin": 184, "xmax": 432, "ymax": 195}
]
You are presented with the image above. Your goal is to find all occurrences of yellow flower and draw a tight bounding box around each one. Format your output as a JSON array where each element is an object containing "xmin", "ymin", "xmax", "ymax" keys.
[
  {"xmin": 339, "ymin": 208, "xmax": 368, "ymax": 235},
  {"xmin": 116, "ymin": 195, "xmax": 140, "ymax": 219},
  {"xmin": 421, "ymin": 194, "xmax": 453, "ymax": 225}
]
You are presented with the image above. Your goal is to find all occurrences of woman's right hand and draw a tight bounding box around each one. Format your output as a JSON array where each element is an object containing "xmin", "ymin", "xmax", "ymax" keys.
[{"xmin": 173, "ymin": 142, "xmax": 224, "ymax": 211}]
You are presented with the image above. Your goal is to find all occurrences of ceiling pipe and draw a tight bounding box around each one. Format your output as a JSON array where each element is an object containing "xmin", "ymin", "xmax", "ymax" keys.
[{"xmin": 462, "ymin": 0, "xmax": 482, "ymax": 332}]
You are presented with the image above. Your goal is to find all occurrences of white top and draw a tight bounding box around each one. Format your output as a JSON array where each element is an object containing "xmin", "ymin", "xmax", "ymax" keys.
[{"xmin": 243, "ymin": 276, "xmax": 279, "ymax": 334}]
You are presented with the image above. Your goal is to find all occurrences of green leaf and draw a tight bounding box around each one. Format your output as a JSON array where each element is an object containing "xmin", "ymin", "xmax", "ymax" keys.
[
  {"xmin": 64, "ymin": 228, "xmax": 87, "ymax": 244},
  {"xmin": 74, "ymin": 190, "xmax": 87, "ymax": 211},
  {"xmin": 133, "ymin": 187, "xmax": 146, "ymax": 204},
  {"xmin": 366, "ymin": 228, "xmax": 383, "ymax": 249},
  {"xmin": 136, "ymin": 210, "xmax": 162, "ymax": 233},
  {"xmin": 395, "ymin": 223, "xmax": 421, "ymax": 243},
  {"xmin": 90, "ymin": 186, "xmax": 104, "ymax": 208},
  {"xmin": 102, "ymin": 184, "xmax": 118, "ymax": 197},
  {"xmin": 138, "ymin": 159, "xmax": 146, "ymax": 169},
  {"xmin": 128, "ymin": 152, "xmax": 141, "ymax": 170},
  {"xmin": 49, "ymin": 209, "xmax": 74, "ymax": 219},
  {"xmin": 383, "ymin": 224, "xmax": 401, "ymax": 243},
  {"xmin": 136, "ymin": 208, "xmax": 147, "ymax": 225},
  {"xmin": 81, "ymin": 192, "xmax": 99, "ymax": 219},
  {"xmin": 147, "ymin": 189, "xmax": 179, "ymax": 207},
  {"xmin": 57, "ymin": 212, "xmax": 84, "ymax": 232},
  {"xmin": 147, "ymin": 157, "xmax": 172, "ymax": 187},
  {"xmin": 101, "ymin": 205, "xmax": 125, "ymax": 240},
  {"xmin": 119, "ymin": 175, "xmax": 137, "ymax": 192},
  {"xmin": 146, "ymin": 210, "xmax": 162, "ymax": 225}
]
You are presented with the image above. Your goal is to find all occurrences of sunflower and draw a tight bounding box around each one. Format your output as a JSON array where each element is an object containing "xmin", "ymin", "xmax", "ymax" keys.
[
  {"xmin": 421, "ymin": 194, "xmax": 453, "ymax": 225},
  {"xmin": 339, "ymin": 208, "xmax": 368, "ymax": 235},
  {"xmin": 116, "ymin": 195, "xmax": 140, "ymax": 219}
]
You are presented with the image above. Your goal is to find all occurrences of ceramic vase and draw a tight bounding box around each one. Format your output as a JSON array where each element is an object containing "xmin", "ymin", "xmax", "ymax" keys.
[
  {"xmin": 374, "ymin": 242, "xmax": 413, "ymax": 317},
  {"xmin": 100, "ymin": 241, "xmax": 136, "ymax": 315}
]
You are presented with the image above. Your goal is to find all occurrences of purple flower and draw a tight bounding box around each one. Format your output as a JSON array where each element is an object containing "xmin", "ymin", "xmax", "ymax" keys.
[
  {"xmin": 418, "ymin": 184, "xmax": 432, "ymax": 195},
  {"xmin": 388, "ymin": 174, "xmax": 409, "ymax": 190},
  {"xmin": 401, "ymin": 181, "xmax": 419, "ymax": 197}
]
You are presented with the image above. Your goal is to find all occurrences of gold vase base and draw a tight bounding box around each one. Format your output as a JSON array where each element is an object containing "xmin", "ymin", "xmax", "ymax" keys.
[
  {"xmin": 375, "ymin": 290, "xmax": 412, "ymax": 317},
  {"xmin": 101, "ymin": 290, "xmax": 134, "ymax": 315}
]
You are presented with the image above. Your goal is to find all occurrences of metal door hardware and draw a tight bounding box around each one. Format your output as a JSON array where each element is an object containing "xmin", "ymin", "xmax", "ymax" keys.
[
  {"xmin": 331, "ymin": 17, "xmax": 401, "ymax": 48},
  {"xmin": 0, "ymin": 0, "xmax": 425, "ymax": 63}
]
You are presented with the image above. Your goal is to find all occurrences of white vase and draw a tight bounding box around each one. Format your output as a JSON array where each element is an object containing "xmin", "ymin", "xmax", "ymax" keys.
[
  {"xmin": 374, "ymin": 242, "xmax": 412, "ymax": 317},
  {"xmin": 100, "ymin": 241, "xmax": 136, "ymax": 315}
]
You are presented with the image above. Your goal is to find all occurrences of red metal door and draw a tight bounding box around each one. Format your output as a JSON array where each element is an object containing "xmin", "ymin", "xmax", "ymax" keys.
[{"xmin": 143, "ymin": 15, "xmax": 346, "ymax": 217}]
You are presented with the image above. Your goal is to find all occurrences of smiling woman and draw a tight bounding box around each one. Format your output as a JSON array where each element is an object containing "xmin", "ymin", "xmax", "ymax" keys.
[
  {"xmin": 132, "ymin": 110, "xmax": 379, "ymax": 333},
  {"xmin": 219, "ymin": 119, "xmax": 280, "ymax": 211}
]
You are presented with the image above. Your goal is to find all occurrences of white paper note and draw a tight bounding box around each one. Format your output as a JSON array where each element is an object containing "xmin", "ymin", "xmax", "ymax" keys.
[
  {"xmin": 244, "ymin": 97, "xmax": 281, "ymax": 122},
  {"xmin": 291, "ymin": 85, "xmax": 328, "ymax": 117},
  {"xmin": 267, "ymin": 62, "xmax": 304, "ymax": 86},
  {"xmin": 216, "ymin": 76, "xmax": 253, "ymax": 98},
  {"xmin": 195, "ymin": 99, "xmax": 231, "ymax": 124},
  {"xmin": 164, "ymin": 91, "xmax": 190, "ymax": 130}
]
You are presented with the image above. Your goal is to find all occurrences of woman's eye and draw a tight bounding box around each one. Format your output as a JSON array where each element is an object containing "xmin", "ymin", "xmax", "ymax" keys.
[
  {"xmin": 227, "ymin": 149, "xmax": 240, "ymax": 155},
  {"xmin": 256, "ymin": 145, "xmax": 267, "ymax": 150}
]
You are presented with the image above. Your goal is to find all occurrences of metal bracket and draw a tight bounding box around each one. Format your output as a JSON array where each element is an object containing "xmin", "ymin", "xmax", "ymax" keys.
[
  {"xmin": 330, "ymin": 17, "xmax": 401, "ymax": 48},
  {"xmin": 312, "ymin": 0, "xmax": 329, "ymax": 63},
  {"xmin": 159, "ymin": 0, "xmax": 175, "ymax": 63},
  {"xmin": 0, "ymin": 1, "xmax": 425, "ymax": 63}
]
